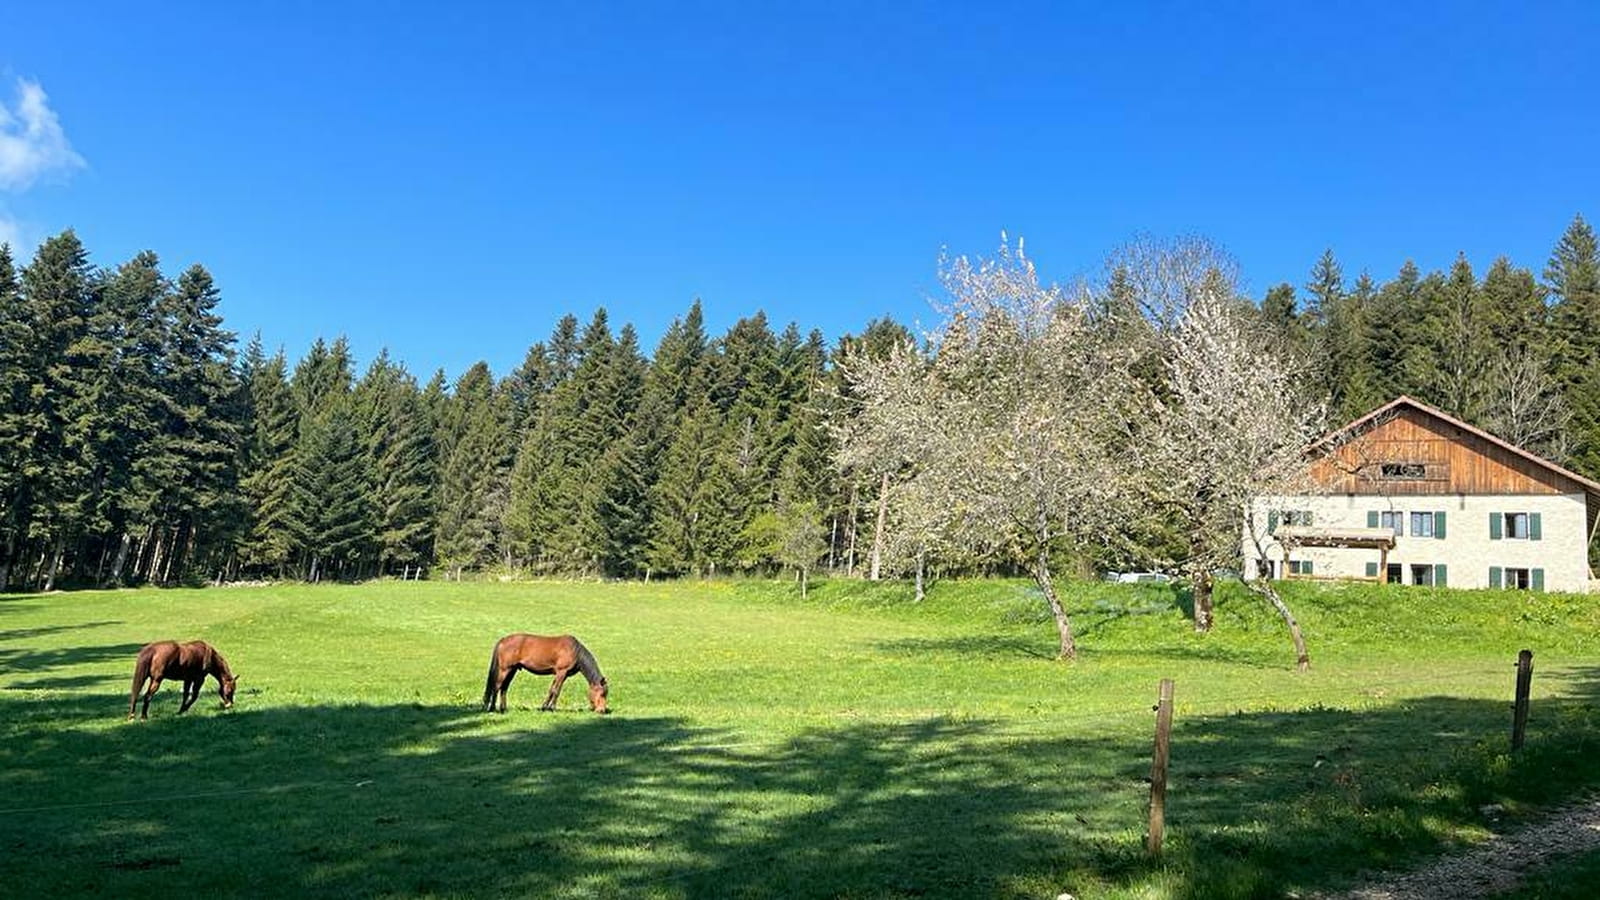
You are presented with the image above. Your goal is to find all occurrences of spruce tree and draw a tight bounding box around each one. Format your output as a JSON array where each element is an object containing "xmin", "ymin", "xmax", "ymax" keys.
[
  {"xmin": 304, "ymin": 405, "xmax": 378, "ymax": 580},
  {"xmin": 1338, "ymin": 273, "xmax": 1384, "ymax": 417},
  {"xmin": 1545, "ymin": 215, "xmax": 1600, "ymax": 478},
  {"xmin": 238, "ymin": 348, "xmax": 307, "ymax": 576},
  {"xmin": 17, "ymin": 231, "xmax": 96, "ymax": 587},
  {"xmin": 1305, "ymin": 249, "xmax": 1349, "ymax": 411},
  {"xmin": 434, "ymin": 363, "xmax": 511, "ymax": 577},
  {"xmin": 154, "ymin": 264, "xmax": 241, "ymax": 581},
  {"xmin": 353, "ymin": 353, "xmax": 436, "ymax": 576},
  {"xmin": 0, "ymin": 244, "xmax": 26, "ymax": 586}
]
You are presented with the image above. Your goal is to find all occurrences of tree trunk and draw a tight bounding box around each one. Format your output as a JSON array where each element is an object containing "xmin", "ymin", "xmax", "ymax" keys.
[
  {"xmin": 800, "ymin": 566, "xmax": 808, "ymax": 599},
  {"xmin": 0, "ymin": 524, "xmax": 17, "ymax": 591},
  {"xmin": 1033, "ymin": 548, "xmax": 1077, "ymax": 660},
  {"xmin": 110, "ymin": 532, "xmax": 132, "ymax": 586},
  {"xmin": 1193, "ymin": 571, "xmax": 1214, "ymax": 633},
  {"xmin": 148, "ymin": 529, "xmax": 168, "ymax": 585},
  {"xmin": 869, "ymin": 471, "xmax": 889, "ymax": 581},
  {"xmin": 915, "ymin": 547, "xmax": 926, "ymax": 603},
  {"xmin": 827, "ymin": 515, "xmax": 838, "ymax": 573},
  {"xmin": 845, "ymin": 483, "xmax": 859, "ymax": 577},
  {"xmin": 1249, "ymin": 580, "xmax": 1310, "ymax": 671},
  {"xmin": 42, "ymin": 535, "xmax": 65, "ymax": 592}
]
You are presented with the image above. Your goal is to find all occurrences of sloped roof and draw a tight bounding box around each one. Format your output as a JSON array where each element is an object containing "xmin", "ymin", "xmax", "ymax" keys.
[{"xmin": 1314, "ymin": 395, "xmax": 1600, "ymax": 502}]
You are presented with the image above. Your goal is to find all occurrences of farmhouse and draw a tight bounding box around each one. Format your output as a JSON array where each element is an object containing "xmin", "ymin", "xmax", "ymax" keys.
[{"xmin": 1245, "ymin": 396, "xmax": 1600, "ymax": 592}]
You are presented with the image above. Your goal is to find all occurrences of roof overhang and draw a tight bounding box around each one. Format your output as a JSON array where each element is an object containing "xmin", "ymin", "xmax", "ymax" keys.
[{"xmin": 1275, "ymin": 525, "xmax": 1397, "ymax": 551}]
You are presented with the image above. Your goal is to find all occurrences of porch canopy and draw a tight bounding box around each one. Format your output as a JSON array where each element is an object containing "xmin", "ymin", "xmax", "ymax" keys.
[{"xmin": 1273, "ymin": 525, "xmax": 1397, "ymax": 583}]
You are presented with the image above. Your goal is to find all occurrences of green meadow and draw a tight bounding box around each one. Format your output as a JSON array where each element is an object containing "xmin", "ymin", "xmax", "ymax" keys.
[{"xmin": 2, "ymin": 578, "xmax": 1597, "ymax": 899}]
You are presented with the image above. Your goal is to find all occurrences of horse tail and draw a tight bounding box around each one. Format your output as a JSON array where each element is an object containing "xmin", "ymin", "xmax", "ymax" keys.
[
  {"xmin": 129, "ymin": 647, "xmax": 151, "ymax": 718},
  {"xmin": 482, "ymin": 642, "xmax": 500, "ymax": 711}
]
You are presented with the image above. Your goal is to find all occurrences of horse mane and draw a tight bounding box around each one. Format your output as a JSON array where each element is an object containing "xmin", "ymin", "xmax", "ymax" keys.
[
  {"xmin": 209, "ymin": 646, "xmax": 234, "ymax": 679},
  {"xmin": 572, "ymin": 639, "xmax": 605, "ymax": 685}
]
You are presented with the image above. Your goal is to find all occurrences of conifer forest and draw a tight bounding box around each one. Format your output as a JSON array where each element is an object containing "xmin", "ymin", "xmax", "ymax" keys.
[{"xmin": 1, "ymin": 215, "xmax": 1597, "ymax": 591}]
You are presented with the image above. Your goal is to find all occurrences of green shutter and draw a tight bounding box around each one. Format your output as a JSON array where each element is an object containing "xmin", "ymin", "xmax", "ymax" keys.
[
  {"xmin": 1489, "ymin": 566, "xmax": 1503, "ymax": 588},
  {"xmin": 1365, "ymin": 561, "xmax": 1378, "ymax": 578},
  {"xmin": 1490, "ymin": 513, "xmax": 1502, "ymax": 540},
  {"xmin": 1304, "ymin": 560, "xmax": 1313, "ymax": 575},
  {"xmin": 1435, "ymin": 564, "xmax": 1447, "ymax": 586},
  {"xmin": 1367, "ymin": 510, "xmax": 1379, "ymax": 528},
  {"xmin": 1529, "ymin": 512, "xmax": 1542, "ymax": 541},
  {"xmin": 1532, "ymin": 568, "xmax": 1545, "ymax": 591},
  {"xmin": 1434, "ymin": 510, "xmax": 1446, "ymax": 539},
  {"xmin": 1268, "ymin": 510, "xmax": 1280, "ymax": 534}
]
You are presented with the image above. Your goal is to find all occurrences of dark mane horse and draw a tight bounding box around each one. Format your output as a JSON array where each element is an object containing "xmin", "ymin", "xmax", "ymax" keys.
[
  {"xmin": 128, "ymin": 640, "xmax": 238, "ymax": 720},
  {"xmin": 483, "ymin": 633, "xmax": 609, "ymax": 714}
]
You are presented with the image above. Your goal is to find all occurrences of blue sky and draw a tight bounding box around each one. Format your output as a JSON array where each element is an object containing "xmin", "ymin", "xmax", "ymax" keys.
[{"xmin": 4, "ymin": 1, "xmax": 1597, "ymax": 378}]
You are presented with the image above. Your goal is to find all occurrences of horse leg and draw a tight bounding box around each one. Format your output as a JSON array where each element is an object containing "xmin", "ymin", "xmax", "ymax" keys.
[
  {"xmin": 541, "ymin": 668, "xmax": 571, "ymax": 711},
  {"xmin": 178, "ymin": 679, "xmax": 198, "ymax": 713},
  {"xmin": 497, "ymin": 667, "xmax": 517, "ymax": 713},
  {"xmin": 129, "ymin": 673, "xmax": 146, "ymax": 720},
  {"xmin": 141, "ymin": 677, "xmax": 162, "ymax": 719}
]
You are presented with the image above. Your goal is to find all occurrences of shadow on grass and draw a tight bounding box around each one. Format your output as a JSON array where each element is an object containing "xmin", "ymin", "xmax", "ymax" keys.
[
  {"xmin": 0, "ymin": 621, "xmax": 124, "ymax": 642},
  {"xmin": 5, "ymin": 672, "xmax": 123, "ymax": 691},
  {"xmin": 872, "ymin": 634, "xmax": 1058, "ymax": 660},
  {"xmin": 1, "ymin": 671, "xmax": 1598, "ymax": 899},
  {"xmin": 0, "ymin": 642, "xmax": 147, "ymax": 674}
]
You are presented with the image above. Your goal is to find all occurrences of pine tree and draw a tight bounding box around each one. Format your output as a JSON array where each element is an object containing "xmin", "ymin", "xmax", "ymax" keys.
[
  {"xmin": 582, "ymin": 324, "xmax": 649, "ymax": 575},
  {"xmin": 352, "ymin": 352, "xmax": 436, "ymax": 577},
  {"xmin": 1305, "ymin": 249, "xmax": 1351, "ymax": 411},
  {"xmin": 1545, "ymin": 215, "xmax": 1600, "ymax": 478},
  {"xmin": 88, "ymin": 253, "xmax": 170, "ymax": 583},
  {"xmin": 1258, "ymin": 282, "xmax": 1306, "ymax": 355},
  {"xmin": 0, "ymin": 243, "xmax": 27, "ymax": 587},
  {"xmin": 434, "ymin": 363, "xmax": 511, "ymax": 577},
  {"xmin": 304, "ymin": 406, "xmax": 378, "ymax": 580},
  {"xmin": 238, "ymin": 348, "xmax": 307, "ymax": 576},
  {"xmin": 628, "ymin": 300, "xmax": 710, "ymax": 576},
  {"xmin": 1367, "ymin": 261, "xmax": 1422, "ymax": 401},
  {"xmin": 647, "ymin": 398, "xmax": 722, "ymax": 575},
  {"xmin": 1338, "ymin": 273, "xmax": 1384, "ymax": 417},
  {"xmin": 1426, "ymin": 254, "xmax": 1491, "ymax": 420},
  {"xmin": 16, "ymin": 231, "xmax": 96, "ymax": 588},
  {"xmin": 152, "ymin": 264, "xmax": 241, "ymax": 581}
]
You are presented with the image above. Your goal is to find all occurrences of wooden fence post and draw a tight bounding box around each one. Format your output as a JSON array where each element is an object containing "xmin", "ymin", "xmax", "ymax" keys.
[
  {"xmin": 1147, "ymin": 678, "xmax": 1174, "ymax": 855},
  {"xmin": 1511, "ymin": 649, "xmax": 1533, "ymax": 751}
]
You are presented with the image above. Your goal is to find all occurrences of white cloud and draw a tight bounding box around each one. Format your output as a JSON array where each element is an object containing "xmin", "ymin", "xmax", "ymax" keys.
[{"xmin": 0, "ymin": 78, "xmax": 86, "ymax": 191}]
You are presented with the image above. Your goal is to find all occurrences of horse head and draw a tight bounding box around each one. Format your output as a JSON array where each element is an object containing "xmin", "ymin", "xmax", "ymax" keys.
[
  {"xmin": 219, "ymin": 674, "xmax": 237, "ymax": 709},
  {"xmin": 588, "ymin": 678, "xmax": 610, "ymax": 715}
]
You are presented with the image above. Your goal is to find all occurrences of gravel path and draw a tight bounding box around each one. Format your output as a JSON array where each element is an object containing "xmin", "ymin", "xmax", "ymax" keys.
[{"xmin": 1315, "ymin": 795, "xmax": 1600, "ymax": 899}]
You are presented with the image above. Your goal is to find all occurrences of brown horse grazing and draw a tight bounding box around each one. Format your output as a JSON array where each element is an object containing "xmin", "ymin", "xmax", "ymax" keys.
[
  {"xmin": 483, "ymin": 633, "xmax": 609, "ymax": 714},
  {"xmin": 128, "ymin": 640, "xmax": 238, "ymax": 720}
]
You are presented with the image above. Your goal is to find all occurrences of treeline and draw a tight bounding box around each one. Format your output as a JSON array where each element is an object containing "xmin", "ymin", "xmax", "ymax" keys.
[
  {"xmin": 1260, "ymin": 215, "xmax": 1600, "ymax": 473},
  {"xmin": 1, "ymin": 217, "xmax": 1596, "ymax": 590},
  {"xmin": 0, "ymin": 230, "xmax": 913, "ymax": 588}
]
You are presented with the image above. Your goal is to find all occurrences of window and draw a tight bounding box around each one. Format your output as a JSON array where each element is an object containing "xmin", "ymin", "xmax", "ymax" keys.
[
  {"xmin": 1504, "ymin": 567, "xmax": 1531, "ymax": 590},
  {"xmin": 1380, "ymin": 511, "xmax": 1404, "ymax": 536},
  {"xmin": 1410, "ymin": 512, "xmax": 1435, "ymax": 537},
  {"xmin": 1386, "ymin": 563, "xmax": 1402, "ymax": 584},
  {"xmin": 1505, "ymin": 513, "xmax": 1530, "ymax": 540},
  {"xmin": 1410, "ymin": 564, "xmax": 1434, "ymax": 586},
  {"xmin": 1380, "ymin": 462, "xmax": 1427, "ymax": 479},
  {"xmin": 1288, "ymin": 560, "xmax": 1314, "ymax": 576},
  {"xmin": 1279, "ymin": 509, "xmax": 1313, "ymax": 527}
]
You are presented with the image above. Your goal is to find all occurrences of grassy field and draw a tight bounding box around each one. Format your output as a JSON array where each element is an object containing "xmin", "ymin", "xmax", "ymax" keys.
[{"xmin": 1, "ymin": 577, "xmax": 1597, "ymax": 899}]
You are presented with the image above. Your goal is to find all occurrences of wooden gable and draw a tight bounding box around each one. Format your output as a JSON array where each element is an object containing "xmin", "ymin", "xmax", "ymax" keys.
[{"xmin": 1307, "ymin": 400, "xmax": 1595, "ymax": 499}]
